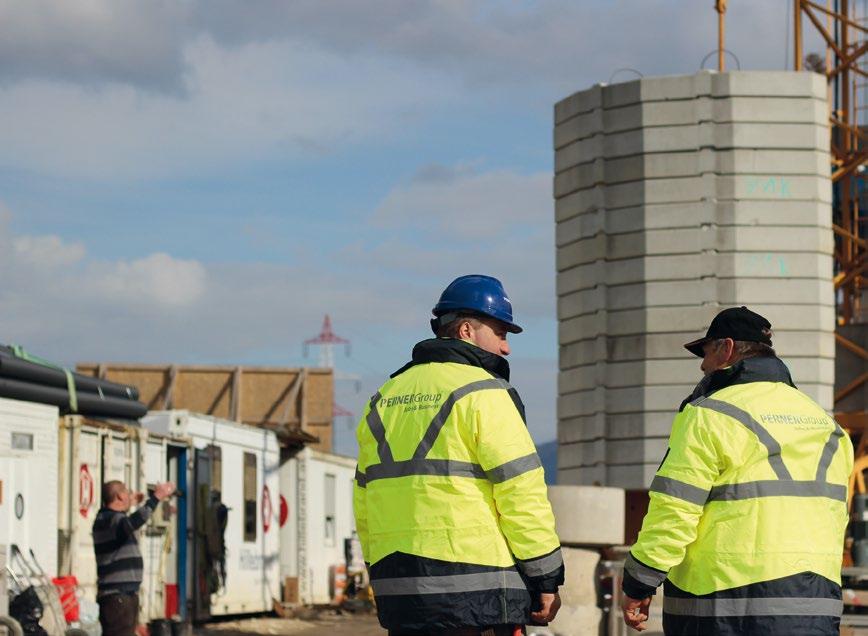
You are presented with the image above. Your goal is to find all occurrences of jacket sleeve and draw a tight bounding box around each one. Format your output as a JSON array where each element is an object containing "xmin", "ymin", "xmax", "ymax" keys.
[
  {"xmin": 353, "ymin": 405, "xmax": 375, "ymax": 562},
  {"xmin": 623, "ymin": 405, "xmax": 721, "ymax": 599},
  {"xmin": 115, "ymin": 496, "xmax": 158, "ymax": 541},
  {"xmin": 473, "ymin": 386, "xmax": 564, "ymax": 593}
]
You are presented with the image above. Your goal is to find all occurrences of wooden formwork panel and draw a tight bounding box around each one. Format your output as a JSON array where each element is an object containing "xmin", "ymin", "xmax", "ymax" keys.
[{"xmin": 76, "ymin": 363, "xmax": 334, "ymax": 450}]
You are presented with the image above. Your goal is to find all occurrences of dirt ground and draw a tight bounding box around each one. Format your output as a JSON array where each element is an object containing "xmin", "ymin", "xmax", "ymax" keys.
[{"xmin": 194, "ymin": 611, "xmax": 386, "ymax": 636}]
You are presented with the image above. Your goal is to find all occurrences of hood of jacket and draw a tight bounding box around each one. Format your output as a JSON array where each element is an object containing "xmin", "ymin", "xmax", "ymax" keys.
[
  {"xmin": 678, "ymin": 355, "xmax": 796, "ymax": 412},
  {"xmin": 391, "ymin": 337, "xmax": 510, "ymax": 381}
]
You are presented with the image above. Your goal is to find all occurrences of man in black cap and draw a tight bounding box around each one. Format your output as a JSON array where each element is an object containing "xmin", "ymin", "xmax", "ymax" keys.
[{"xmin": 620, "ymin": 307, "xmax": 853, "ymax": 635}]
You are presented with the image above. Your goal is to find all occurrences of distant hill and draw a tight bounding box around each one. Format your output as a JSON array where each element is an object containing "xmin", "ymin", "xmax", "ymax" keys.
[{"xmin": 536, "ymin": 439, "xmax": 557, "ymax": 485}]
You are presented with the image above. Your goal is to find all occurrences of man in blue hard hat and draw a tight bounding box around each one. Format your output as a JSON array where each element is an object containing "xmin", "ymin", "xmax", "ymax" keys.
[{"xmin": 354, "ymin": 274, "xmax": 564, "ymax": 635}]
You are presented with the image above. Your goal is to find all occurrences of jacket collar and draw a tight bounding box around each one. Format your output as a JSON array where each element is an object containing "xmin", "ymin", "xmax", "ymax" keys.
[
  {"xmin": 679, "ymin": 355, "xmax": 796, "ymax": 412},
  {"xmin": 391, "ymin": 338, "xmax": 510, "ymax": 381}
]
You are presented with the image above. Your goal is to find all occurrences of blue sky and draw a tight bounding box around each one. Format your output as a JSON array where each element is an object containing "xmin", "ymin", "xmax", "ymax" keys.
[{"xmin": 0, "ymin": 1, "xmax": 822, "ymax": 455}]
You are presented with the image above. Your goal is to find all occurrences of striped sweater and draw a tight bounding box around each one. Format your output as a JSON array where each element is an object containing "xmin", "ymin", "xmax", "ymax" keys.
[{"xmin": 92, "ymin": 496, "xmax": 158, "ymax": 597}]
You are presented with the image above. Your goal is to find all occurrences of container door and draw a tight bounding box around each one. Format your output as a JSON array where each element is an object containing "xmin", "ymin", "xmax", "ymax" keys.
[
  {"xmin": 72, "ymin": 428, "xmax": 103, "ymax": 601},
  {"xmin": 169, "ymin": 445, "xmax": 188, "ymax": 621},
  {"xmin": 140, "ymin": 438, "xmax": 168, "ymax": 621},
  {"xmin": 192, "ymin": 445, "xmax": 221, "ymax": 622}
]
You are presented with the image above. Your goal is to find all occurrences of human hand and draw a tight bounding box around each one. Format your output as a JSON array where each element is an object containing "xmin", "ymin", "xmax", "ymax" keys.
[
  {"xmin": 153, "ymin": 482, "xmax": 176, "ymax": 501},
  {"xmin": 621, "ymin": 593, "xmax": 652, "ymax": 632},
  {"xmin": 529, "ymin": 592, "xmax": 561, "ymax": 624},
  {"xmin": 133, "ymin": 492, "xmax": 145, "ymax": 504}
]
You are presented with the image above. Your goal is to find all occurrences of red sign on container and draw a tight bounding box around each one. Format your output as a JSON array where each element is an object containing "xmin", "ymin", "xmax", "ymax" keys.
[
  {"xmin": 79, "ymin": 464, "xmax": 94, "ymax": 518},
  {"xmin": 262, "ymin": 484, "xmax": 273, "ymax": 533}
]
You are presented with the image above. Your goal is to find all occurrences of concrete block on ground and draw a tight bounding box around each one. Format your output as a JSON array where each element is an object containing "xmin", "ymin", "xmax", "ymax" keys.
[
  {"xmin": 558, "ymin": 548, "xmax": 600, "ymax": 606},
  {"xmin": 548, "ymin": 485, "xmax": 625, "ymax": 546},
  {"xmin": 546, "ymin": 604, "xmax": 603, "ymax": 636}
]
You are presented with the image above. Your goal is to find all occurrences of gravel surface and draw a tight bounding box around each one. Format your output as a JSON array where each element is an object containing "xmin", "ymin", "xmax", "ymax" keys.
[{"xmin": 195, "ymin": 612, "xmax": 385, "ymax": 636}]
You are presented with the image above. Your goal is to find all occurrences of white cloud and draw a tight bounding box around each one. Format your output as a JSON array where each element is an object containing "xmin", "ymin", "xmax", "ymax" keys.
[
  {"xmin": 0, "ymin": 1, "xmax": 824, "ymax": 181},
  {"xmin": 13, "ymin": 234, "xmax": 86, "ymax": 268},
  {"xmin": 0, "ymin": 159, "xmax": 556, "ymax": 360},
  {"xmin": 0, "ymin": 35, "xmax": 455, "ymax": 179},
  {"xmin": 88, "ymin": 252, "xmax": 206, "ymax": 308}
]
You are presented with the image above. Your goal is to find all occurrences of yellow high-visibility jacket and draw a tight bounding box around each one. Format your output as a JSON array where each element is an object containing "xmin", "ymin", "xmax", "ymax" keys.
[
  {"xmin": 624, "ymin": 356, "xmax": 853, "ymax": 636},
  {"xmin": 354, "ymin": 338, "xmax": 563, "ymax": 632}
]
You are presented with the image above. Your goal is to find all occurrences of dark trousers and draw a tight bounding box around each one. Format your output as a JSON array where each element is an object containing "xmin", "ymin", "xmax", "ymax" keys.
[
  {"xmin": 388, "ymin": 627, "xmax": 524, "ymax": 636},
  {"xmin": 98, "ymin": 593, "xmax": 139, "ymax": 636}
]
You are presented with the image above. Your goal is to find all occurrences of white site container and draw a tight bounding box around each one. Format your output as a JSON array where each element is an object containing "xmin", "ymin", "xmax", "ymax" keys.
[
  {"xmin": 0, "ymin": 397, "xmax": 59, "ymax": 595},
  {"xmin": 142, "ymin": 411, "xmax": 280, "ymax": 619},
  {"xmin": 57, "ymin": 416, "xmax": 189, "ymax": 623},
  {"xmin": 279, "ymin": 447, "xmax": 356, "ymax": 605}
]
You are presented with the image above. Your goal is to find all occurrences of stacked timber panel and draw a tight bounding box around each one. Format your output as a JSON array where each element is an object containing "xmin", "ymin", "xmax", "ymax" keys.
[
  {"xmin": 76, "ymin": 363, "xmax": 334, "ymax": 451},
  {"xmin": 554, "ymin": 71, "xmax": 833, "ymax": 489}
]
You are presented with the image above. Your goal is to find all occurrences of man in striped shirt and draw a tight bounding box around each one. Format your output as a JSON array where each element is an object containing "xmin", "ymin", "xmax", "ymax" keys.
[{"xmin": 92, "ymin": 480, "xmax": 175, "ymax": 636}]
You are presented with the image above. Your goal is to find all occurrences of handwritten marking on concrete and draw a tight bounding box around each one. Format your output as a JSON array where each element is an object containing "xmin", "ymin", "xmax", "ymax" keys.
[
  {"xmin": 746, "ymin": 177, "xmax": 791, "ymax": 198},
  {"xmin": 744, "ymin": 253, "xmax": 790, "ymax": 276}
]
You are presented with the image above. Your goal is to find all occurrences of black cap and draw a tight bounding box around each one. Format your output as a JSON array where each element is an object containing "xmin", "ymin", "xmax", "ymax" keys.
[{"xmin": 683, "ymin": 306, "xmax": 772, "ymax": 358}]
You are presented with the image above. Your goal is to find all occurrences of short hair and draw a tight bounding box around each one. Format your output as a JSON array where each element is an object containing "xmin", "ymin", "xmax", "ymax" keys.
[
  {"xmin": 102, "ymin": 480, "xmax": 125, "ymax": 505},
  {"xmin": 711, "ymin": 328, "xmax": 776, "ymax": 360},
  {"xmin": 436, "ymin": 313, "xmax": 484, "ymax": 338}
]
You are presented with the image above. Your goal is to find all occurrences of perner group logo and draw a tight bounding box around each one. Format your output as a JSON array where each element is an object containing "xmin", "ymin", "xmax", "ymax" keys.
[{"xmin": 380, "ymin": 392, "xmax": 443, "ymax": 413}]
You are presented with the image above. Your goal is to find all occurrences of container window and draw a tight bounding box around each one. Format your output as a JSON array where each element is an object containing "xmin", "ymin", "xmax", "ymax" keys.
[
  {"xmin": 243, "ymin": 452, "xmax": 257, "ymax": 542},
  {"xmin": 325, "ymin": 473, "xmax": 336, "ymax": 547},
  {"xmin": 10, "ymin": 432, "xmax": 33, "ymax": 451}
]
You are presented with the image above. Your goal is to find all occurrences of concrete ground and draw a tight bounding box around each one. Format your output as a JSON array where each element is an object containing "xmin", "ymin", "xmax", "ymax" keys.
[{"xmin": 194, "ymin": 613, "xmax": 385, "ymax": 636}]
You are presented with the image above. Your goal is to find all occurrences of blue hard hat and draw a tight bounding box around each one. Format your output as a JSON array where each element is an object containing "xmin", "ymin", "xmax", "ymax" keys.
[{"xmin": 431, "ymin": 274, "xmax": 523, "ymax": 334}]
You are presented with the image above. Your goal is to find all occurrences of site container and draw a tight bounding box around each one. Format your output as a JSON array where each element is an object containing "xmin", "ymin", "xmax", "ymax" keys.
[
  {"xmin": 0, "ymin": 396, "xmax": 60, "ymax": 618},
  {"xmin": 57, "ymin": 415, "xmax": 188, "ymax": 622},
  {"xmin": 279, "ymin": 447, "xmax": 356, "ymax": 605},
  {"xmin": 141, "ymin": 411, "xmax": 280, "ymax": 619}
]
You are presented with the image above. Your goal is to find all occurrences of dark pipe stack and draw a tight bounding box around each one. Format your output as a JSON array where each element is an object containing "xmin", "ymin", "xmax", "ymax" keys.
[{"xmin": 0, "ymin": 345, "xmax": 147, "ymax": 420}]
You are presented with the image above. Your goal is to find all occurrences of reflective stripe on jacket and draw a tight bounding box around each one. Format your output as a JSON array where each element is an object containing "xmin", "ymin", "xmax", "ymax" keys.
[
  {"xmin": 354, "ymin": 338, "xmax": 563, "ymax": 632},
  {"xmin": 626, "ymin": 357, "xmax": 853, "ymax": 636}
]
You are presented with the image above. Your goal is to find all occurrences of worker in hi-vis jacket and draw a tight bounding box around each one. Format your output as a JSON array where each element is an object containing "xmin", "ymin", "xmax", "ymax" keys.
[
  {"xmin": 354, "ymin": 275, "xmax": 564, "ymax": 636},
  {"xmin": 622, "ymin": 306, "xmax": 853, "ymax": 635}
]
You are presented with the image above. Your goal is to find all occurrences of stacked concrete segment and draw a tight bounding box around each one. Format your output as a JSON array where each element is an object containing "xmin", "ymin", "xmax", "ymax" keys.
[{"xmin": 554, "ymin": 71, "xmax": 834, "ymax": 489}]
